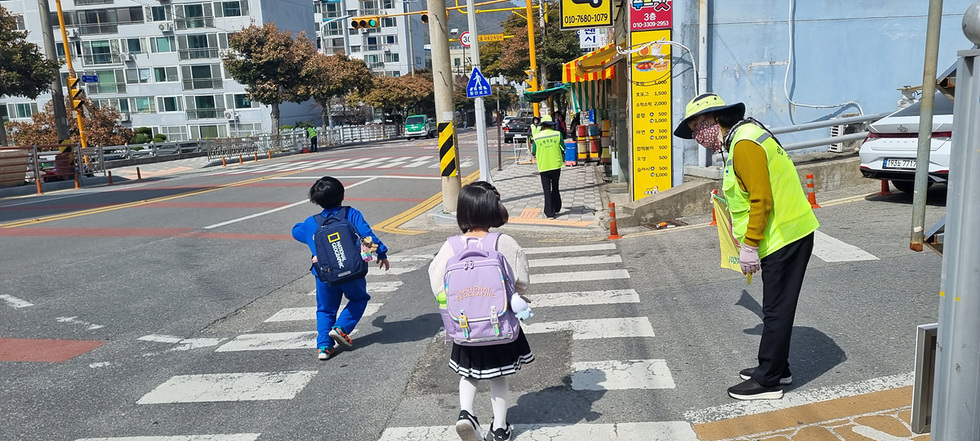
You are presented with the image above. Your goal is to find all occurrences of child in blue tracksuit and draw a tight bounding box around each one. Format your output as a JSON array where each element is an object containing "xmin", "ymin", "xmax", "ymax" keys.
[{"xmin": 292, "ymin": 176, "xmax": 390, "ymax": 360}]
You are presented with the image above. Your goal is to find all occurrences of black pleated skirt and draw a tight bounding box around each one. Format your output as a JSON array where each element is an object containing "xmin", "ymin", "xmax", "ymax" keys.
[{"xmin": 449, "ymin": 329, "xmax": 534, "ymax": 379}]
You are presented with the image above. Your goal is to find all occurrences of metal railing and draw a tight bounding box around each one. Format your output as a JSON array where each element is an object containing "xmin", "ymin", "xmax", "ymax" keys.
[
  {"xmin": 772, "ymin": 112, "xmax": 889, "ymax": 152},
  {"xmin": 0, "ymin": 144, "xmax": 84, "ymax": 194}
]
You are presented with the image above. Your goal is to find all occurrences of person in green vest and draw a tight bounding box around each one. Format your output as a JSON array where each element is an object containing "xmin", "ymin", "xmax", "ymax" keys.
[
  {"xmin": 307, "ymin": 126, "xmax": 318, "ymax": 152},
  {"xmin": 674, "ymin": 93, "xmax": 819, "ymax": 401},
  {"xmin": 531, "ymin": 115, "xmax": 565, "ymax": 218}
]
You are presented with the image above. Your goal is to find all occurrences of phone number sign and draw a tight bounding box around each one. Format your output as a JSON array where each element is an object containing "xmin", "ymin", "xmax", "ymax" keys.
[
  {"xmin": 560, "ymin": 0, "xmax": 613, "ymax": 30},
  {"xmin": 630, "ymin": 0, "xmax": 673, "ymax": 31}
]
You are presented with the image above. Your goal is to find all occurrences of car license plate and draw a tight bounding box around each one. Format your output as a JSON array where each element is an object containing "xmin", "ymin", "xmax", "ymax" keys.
[{"xmin": 884, "ymin": 158, "xmax": 916, "ymax": 169}]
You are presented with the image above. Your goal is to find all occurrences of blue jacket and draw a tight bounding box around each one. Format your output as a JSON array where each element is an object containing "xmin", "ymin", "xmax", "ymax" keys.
[{"xmin": 291, "ymin": 206, "xmax": 388, "ymax": 260}]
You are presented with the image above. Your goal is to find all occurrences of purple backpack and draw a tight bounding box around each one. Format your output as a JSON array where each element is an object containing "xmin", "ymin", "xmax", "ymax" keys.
[{"xmin": 441, "ymin": 233, "xmax": 521, "ymax": 346}]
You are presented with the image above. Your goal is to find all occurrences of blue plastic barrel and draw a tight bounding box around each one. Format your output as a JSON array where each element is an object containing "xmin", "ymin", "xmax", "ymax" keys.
[{"xmin": 564, "ymin": 141, "xmax": 577, "ymax": 162}]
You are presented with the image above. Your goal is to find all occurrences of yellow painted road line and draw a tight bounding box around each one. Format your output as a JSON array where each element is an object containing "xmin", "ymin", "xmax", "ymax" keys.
[
  {"xmin": 373, "ymin": 170, "xmax": 480, "ymax": 235},
  {"xmin": 819, "ymin": 193, "xmax": 876, "ymax": 207},
  {"xmin": 0, "ymin": 170, "xmax": 306, "ymax": 229}
]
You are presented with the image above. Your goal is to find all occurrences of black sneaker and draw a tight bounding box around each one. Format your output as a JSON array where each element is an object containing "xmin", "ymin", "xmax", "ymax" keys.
[
  {"xmin": 484, "ymin": 423, "xmax": 513, "ymax": 441},
  {"xmin": 455, "ymin": 410, "xmax": 483, "ymax": 441},
  {"xmin": 727, "ymin": 378, "xmax": 783, "ymax": 400},
  {"xmin": 739, "ymin": 367, "xmax": 792, "ymax": 385}
]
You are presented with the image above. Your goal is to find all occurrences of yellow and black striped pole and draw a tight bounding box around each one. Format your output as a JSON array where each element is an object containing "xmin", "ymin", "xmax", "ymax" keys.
[{"xmin": 438, "ymin": 121, "xmax": 461, "ymax": 211}]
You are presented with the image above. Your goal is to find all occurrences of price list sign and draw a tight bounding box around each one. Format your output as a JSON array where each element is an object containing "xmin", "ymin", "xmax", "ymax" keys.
[{"xmin": 630, "ymin": 29, "xmax": 672, "ymax": 200}]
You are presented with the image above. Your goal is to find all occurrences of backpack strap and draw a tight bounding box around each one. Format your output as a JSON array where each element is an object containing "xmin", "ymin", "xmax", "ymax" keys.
[
  {"xmin": 313, "ymin": 213, "xmax": 326, "ymax": 226},
  {"xmin": 481, "ymin": 232, "xmax": 501, "ymax": 250}
]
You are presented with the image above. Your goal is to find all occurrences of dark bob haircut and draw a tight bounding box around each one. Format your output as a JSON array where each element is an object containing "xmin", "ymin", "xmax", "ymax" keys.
[
  {"xmin": 308, "ymin": 176, "xmax": 344, "ymax": 209},
  {"xmin": 456, "ymin": 181, "xmax": 508, "ymax": 233}
]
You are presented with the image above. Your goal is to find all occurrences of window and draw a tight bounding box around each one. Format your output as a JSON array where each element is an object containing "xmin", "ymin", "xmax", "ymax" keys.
[
  {"xmin": 182, "ymin": 4, "xmax": 213, "ymax": 29},
  {"xmin": 182, "ymin": 64, "xmax": 221, "ymax": 89},
  {"xmin": 185, "ymin": 34, "xmax": 212, "ymax": 59},
  {"xmin": 229, "ymin": 122, "xmax": 262, "ymax": 138},
  {"xmin": 232, "ymin": 94, "xmax": 251, "ymax": 109},
  {"xmin": 187, "ymin": 95, "xmax": 219, "ymax": 119},
  {"xmin": 150, "ymin": 6, "xmax": 170, "ymax": 21},
  {"xmin": 159, "ymin": 125, "xmax": 188, "ymax": 141},
  {"xmin": 92, "ymin": 69, "xmax": 125, "ymax": 94},
  {"xmin": 196, "ymin": 125, "xmax": 223, "ymax": 139},
  {"xmin": 84, "ymin": 40, "xmax": 114, "ymax": 64},
  {"xmin": 8, "ymin": 103, "xmax": 38, "ymax": 119},
  {"xmin": 154, "ymin": 66, "xmax": 179, "ymax": 82},
  {"xmin": 384, "ymin": 35, "xmax": 397, "ymax": 44},
  {"xmin": 349, "ymin": 46, "xmax": 360, "ymax": 53},
  {"xmin": 124, "ymin": 38, "xmax": 144, "ymax": 54},
  {"xmin": 14, "ymin": 14, "xmax": 24, "ymax": 30},
  {"xmin": 382, "ymin": 17, "xmax": 396, "ymax": 27},
  {"xmin": 324, "ymin": 21, "xmax": 342, "ymax": 36},
  {"xmin": 384, "ymin": 53, "xmax": 399, "ymax": 63},
  {"xmin": 319, "ymin": 2, "xmax": 340, "ymax": 17},
  {"xmin": 151, "ymin": 36, "xmax": 176, "ymax": 53},
  {"xmin": 217, "ymin": 1, "xmax": 242, "ymax": 17},
  {"xmin": 366, "ymin": 36, "xmax": 380, "ymax": 51},
  {"xmin": 91, "ymin": 98, "xmax": 129, "ymax": 113},
  {"xmin": 158, "ymin": 96, "xmax": 183, "ymax": 112},
  {"xmin": 133, "ymin": 97, "xmax": 155, "ymax": 113},
  {"xmin": 382, "ymin": 0, "xmax": 395, "ymax": 8},
  {"xmin": 125, "ymin": 68, "xmax": 151, "ymax": 84}
]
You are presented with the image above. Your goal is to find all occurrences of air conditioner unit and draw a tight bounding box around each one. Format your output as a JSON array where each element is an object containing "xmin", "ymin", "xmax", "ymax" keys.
[
  {"xmin": 828, "ymin": 124, "xmax": 846, "ymax": 153},
  {"xmin": 65, "ymin": 28, "xmax": 79, "ymax": 39},
  {"xmin": 119, "ymin": 113, "xmax": 131, "ymax": 122},
  {"xmin": 382, "ymin": 46, "xmax": 391, "ymax": 53},
  {"xmin": 121, "ymin": 53, "xmax": 135, "ymax": 62},
  {"xmin": 223, "ymin": 109, "xmax": 238, "ymax": 121},
  {"xmin": 158, "ymin": 21, "xmax": 174, "ymax": 32},
  {"xmin": 218, "ymin": 49, "xmax": 231, "ymax": 58}
]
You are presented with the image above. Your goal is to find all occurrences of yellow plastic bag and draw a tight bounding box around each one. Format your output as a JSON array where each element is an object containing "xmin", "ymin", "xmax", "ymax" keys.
[{"xmin": 712, "ymin": 193, "xmax": 743, "ymax": 273}]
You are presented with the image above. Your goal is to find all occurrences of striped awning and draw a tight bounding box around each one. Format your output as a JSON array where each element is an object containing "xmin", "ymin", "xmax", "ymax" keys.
[
  {"xmin": 569, "ymin": 80, "xmax": 609, "ymax": 114},
  {"xmin": 562, "ymin": 42, "xmax": 619, "ymax": 83}
]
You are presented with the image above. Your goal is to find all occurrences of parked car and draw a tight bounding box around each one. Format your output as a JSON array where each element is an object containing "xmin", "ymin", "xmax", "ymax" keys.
[
  {"xmin": 859, "ymin": 92, "xmax": 953, "ymax": 193},
  {"xmin": 404, "ymin": 114, "xmax": 435, "ymax": 139},
  {"xmin": 503, "ymin": 117, "xmax": 533, "ymax": 143}
]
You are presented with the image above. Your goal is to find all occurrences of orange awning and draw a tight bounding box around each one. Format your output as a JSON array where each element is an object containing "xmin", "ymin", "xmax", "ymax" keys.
[{"xmin": 562, "ymin": 43, "xmax": 619, "ymax": 83}]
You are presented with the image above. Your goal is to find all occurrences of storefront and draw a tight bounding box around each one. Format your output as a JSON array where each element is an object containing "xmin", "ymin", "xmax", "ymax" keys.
[{"xmin": 561, "ymin": 42, "xmax": 623, "ymax": 175}]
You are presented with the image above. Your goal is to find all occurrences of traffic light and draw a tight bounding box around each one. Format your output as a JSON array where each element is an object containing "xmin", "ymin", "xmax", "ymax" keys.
[
  {"xmin": 420, "ymin": 13, "xmax": 428, "ymax": 23},
  {"xmin": 66, "ymin": 75, "xmax": 85, "ymax": 109},
  {"xmin": 350, "ymin": 16, "xmax": 380, "ymax": 30}
]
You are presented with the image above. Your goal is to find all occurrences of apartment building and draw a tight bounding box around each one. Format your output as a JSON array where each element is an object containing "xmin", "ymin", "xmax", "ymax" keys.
[
  {"xmin": 314, "ymin": 0, "xmax": 427, "ymax": 76},
  {"xmin": 0, "ymin": 0, "xmax": 317, "ymax": 141}
]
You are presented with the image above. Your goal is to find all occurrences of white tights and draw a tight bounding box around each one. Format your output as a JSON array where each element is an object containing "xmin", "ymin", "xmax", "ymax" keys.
[{"xmin": 459, "ymin": 376, "xmax": 508, "ymax": 431}]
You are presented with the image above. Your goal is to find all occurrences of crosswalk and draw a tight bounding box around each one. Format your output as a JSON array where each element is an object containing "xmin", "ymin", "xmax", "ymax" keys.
[
  {"xmin": 208, "ymin": 156, "xmax": 474, "ymax": 176},
  {"xmin": 76, "ymin": 242, "xmax": 698, "ymax": 441}
]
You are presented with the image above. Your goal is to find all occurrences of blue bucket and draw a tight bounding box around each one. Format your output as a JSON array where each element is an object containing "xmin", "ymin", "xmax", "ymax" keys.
[{"xmin": 564, "ymin": 141, "xmax": 577, "ymax": 162}]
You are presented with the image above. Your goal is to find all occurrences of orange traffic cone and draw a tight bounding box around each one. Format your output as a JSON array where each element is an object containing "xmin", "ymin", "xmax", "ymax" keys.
[
  {"xmin": 709, "ymin": 189, "xmax": 718, "ymax": 226},
  {"xmin": 607, "ymin": 202, "xmax": 623, "ymax": 240}
]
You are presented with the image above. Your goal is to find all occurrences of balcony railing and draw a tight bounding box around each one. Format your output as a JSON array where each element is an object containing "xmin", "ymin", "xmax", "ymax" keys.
[
  {"xmin": 182, "ymin": 77, "xmax": 223, "ymax": 90},
  {"xmin": 81, "ymin": 54, "xmax": 120, "ymax": 65},
  {"xmin": 86, "ymin": 82, "xmax": 127, "ymax": 94},
  {"xmin": 178, "ymin": 47, "xmax": 220, "ymax": 60},
  {"xmin": 78, "ymin": 23, "xmax": 119, "ymax": 35},
  {"xmin": 76, "ymin": 0, "xmax": 114, "ymax": 5},
  {"xmin": 176, "ymin": 17, "xmax": 215, "ymax": 30},
  {"xmin": 186, "ymin": 107, "xmax": 226, "ymax": 120}
]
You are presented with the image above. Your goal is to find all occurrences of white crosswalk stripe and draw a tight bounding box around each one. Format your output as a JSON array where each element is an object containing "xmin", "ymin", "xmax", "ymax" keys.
[
  {"xmin": 208, "ymin": 156, "xmax": 450, "ymax": 176},
  {"xmin": 136, "ymin": 371, "xmax": 316, "ymax": 404},
  {"xmin": 812, "ymin": 230, "xmax": 879, "ymax": 262},
  {"xmin": 523, "ymin": 317, "xmax": 655, "ymax": 339},
  {"xmin": 77, "ymin": 435, "xmax": 261, "ymax": 441},
  {"xmin": 378, "ymin": 422, "xmax": 698, "ymax": 440}
]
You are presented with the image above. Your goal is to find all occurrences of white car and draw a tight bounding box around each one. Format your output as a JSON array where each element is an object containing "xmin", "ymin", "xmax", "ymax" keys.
[{"xmin": 859, "ymin": 92, "xmax": 953, "ymax": 193}]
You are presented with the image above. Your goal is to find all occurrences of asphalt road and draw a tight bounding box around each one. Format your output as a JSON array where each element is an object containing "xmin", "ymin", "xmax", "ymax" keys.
[{"xmin": 0, "ymin": 131, "xmax": 948, "ymax": 440}]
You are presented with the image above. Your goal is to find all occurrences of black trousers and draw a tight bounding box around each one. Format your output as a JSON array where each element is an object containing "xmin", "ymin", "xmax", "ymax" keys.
[
  {"xmin": 539, "ymin": 168, "xmax": 562, "ymax": 218},
  {"xmin": 752, "ymin": 232, "xmax": 814, "ymax": 387},
  {"xmin": 310, "ymin": 136, "xmax": 318, "ymax": 152}
]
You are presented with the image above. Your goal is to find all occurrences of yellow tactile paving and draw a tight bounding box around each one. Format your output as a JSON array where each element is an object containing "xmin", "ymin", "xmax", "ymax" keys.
[{"xmin": 693, "ymin": 386, "xmax": 916, "ymax": 441}]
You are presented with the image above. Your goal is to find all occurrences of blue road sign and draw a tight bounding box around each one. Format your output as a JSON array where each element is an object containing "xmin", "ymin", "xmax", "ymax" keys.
[
  {"xmin": 466, "ymin": 67, "xmax": 492, "ymax": 98},
  {"xmin": 80, "ymin": 75, "xmax": 99, "ymax": 83}
]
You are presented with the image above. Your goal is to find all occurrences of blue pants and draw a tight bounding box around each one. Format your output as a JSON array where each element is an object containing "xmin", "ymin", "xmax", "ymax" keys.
[{"xmin": 314, "ymin": 274, "xmax": 371, "ymax": 349}]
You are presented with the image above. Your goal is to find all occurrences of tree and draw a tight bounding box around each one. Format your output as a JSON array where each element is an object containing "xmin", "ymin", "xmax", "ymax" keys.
[
  {"xmin": 358, "ymin": 74, "xmax": 433, "ymax": 122},
  {"xmin": 0, "ymin": 5, "xmax": 60, "ymax": 146},
  {"xmin": 299, "ymin": 52, "xmax": 372, "ymax": 133},
  {"xmin": 223, "ymin": 23, "xmax": 315, "ymax": 134},
  {"xmin": 7, "ymin": 98, "xmax": 133, "ymax": 146}
]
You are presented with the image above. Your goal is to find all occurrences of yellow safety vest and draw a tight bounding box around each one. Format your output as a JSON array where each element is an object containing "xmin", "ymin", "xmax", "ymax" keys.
[
  {"xmin": 723, "ymin": 122, "xmax": 819, "ymax": 258},
  {"xmin": 532, "ymin": 129, "xmax": 564, "ymax": 172}
]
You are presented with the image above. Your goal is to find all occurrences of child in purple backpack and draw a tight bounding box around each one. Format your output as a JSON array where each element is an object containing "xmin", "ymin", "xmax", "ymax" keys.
[
  {"xmin": 292, "ymin": 176, "xmax": 390, "ymax": 361},
  {"xmin": 427, "ymin": 181, "xmax": 534, "ymax": 441}
]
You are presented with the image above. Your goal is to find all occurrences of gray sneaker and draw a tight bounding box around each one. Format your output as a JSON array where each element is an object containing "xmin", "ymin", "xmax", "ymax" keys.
[
  {"xmin": 739, "ymin": 367, "xmax": 792, "ymax": 385},
  {"xmin": 455, "ymin": 410, "xmax": 483, "ymax": 441}
]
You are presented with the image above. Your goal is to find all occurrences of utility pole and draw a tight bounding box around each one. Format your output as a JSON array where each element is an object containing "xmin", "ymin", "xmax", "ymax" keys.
[
  {"xmin": 931, "ymin": 6, "xmax": 980, "ymax": 437},
  {"xmin": 465, "ymin": 0, "xmax": 492, "ymax": 184},
  {"xmin": 427, "ymin": 0, "xmax": 461, "ymax": 211},
  {"xmin": 37, "ymin": 0, "xmax": 70, "ymax": 142},
  {"xmin": 909, "ymin": 0, "xmax": 943, "ymax": 252},
  {"xmin": 537, "ymin": 0, "xmax": 549, "ymax": 116}
]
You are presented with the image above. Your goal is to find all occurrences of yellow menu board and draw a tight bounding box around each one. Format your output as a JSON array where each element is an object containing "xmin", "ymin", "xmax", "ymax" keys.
[{"xmin": 630, "ymin": 29, "xmax": 672, "ymax": 201}]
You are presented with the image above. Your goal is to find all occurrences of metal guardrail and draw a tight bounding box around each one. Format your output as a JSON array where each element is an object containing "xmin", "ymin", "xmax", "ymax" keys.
[{"xmin": 772, "ymin": 112, "xmax": 890, "ymax": 152}]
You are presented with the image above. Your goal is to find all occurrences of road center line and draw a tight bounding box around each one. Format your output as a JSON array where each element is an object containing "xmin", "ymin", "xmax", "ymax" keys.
[{"xmin": 203, "ymin": 177, "xmax": 377, "ymax": 229}]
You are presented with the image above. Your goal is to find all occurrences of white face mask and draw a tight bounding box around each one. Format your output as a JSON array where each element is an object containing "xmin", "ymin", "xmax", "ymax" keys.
[{"xmin": 692, "ymin": 119, "xmax": 724, "ymax": 153}]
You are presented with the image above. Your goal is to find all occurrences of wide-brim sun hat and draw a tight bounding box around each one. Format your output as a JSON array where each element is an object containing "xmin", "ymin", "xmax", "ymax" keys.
[{"xmin": 673, "ymin": 93, "xmax": 745, "ymax": 139}]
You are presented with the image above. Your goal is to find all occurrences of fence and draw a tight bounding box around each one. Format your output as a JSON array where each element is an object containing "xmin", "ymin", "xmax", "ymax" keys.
[{"xmin": 0, "ymin": 143, "xmax": 84, "ymax": 194}]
